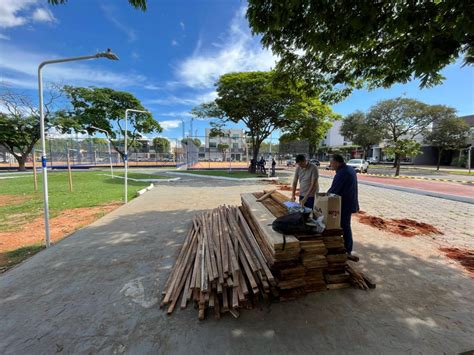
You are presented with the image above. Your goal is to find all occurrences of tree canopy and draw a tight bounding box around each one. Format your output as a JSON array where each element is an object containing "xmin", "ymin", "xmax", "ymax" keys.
[
  {"xmin": 0, "ymin": 87, "xmax": 62, "ymax": 171},
  {"xmin": 192, "ymin": 71, "xmax": 326, "ymax": 172},
  {"xmin": 48, "ymin": 0, "xmax": 147, "ymax": 10},
  {"xmin": 424, "ymin": 115, "xmax": 470, "ymax": 169},
  {"xmin": 340, "ymin": 111, "xmax": 383, "ymax": 158},
  {"xmin": 247, "ymin": 1, "xmax": 473, "ymax": 91},
  {"xmin": 59, "ymin": 86, "xmax": 161, "ymax": 160},
  {"xmin": 366, "ymin": 98, "xmax": 449, "ymax": 175},
  {"xmin": 153, "ymin": 137, "xmax": 170, "ymax": 154}
]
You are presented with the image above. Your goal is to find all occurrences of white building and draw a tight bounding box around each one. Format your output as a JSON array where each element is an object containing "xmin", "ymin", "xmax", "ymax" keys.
[
  {"xmin": 202, "ymin": 128, "xmax": 248, "ymax": 161},
  {"xmin": 321, "ymin": 121, "xmax": 352, "ymax": 147}
]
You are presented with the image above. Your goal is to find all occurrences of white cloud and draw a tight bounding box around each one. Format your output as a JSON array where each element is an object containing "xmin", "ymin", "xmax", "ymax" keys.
[
  {"xmin": 0, "ymin": 43, "xmax": 150, "ymax": 89},
  {"xmin": 0, "ymin": 33, "xmax": 10, "ymax": 40},
  {"xmin": 179, "ymin": 21, "xmax": 185, "ymax": 31},
  {"xmin": 101, "ymin": 5, "xmax": 137, "ymax": 42},
  {"xmin": 146, "ymin": 90, "xmax": 217, "ymax": 106},
  {"xmin": 0, "ymin": 0, "xmax": 57, "ymax": 29},
  {"xmin": 159, "ymin": 120, "xmax": 182, "ymax": 131},
  {"xmin": 175, "ymin": 6, "xmax": 277, "ymax": 88},
  {"xmin": 157, "ymin": 111, "xmax": 193, "ymax": 118},
  {"xmin": 31, "ymin": 7, "xmax": 56, "ymax": 23},
  {"xmin": 171, "ymin": 39, "xmax": 179, "ymax": 46}
]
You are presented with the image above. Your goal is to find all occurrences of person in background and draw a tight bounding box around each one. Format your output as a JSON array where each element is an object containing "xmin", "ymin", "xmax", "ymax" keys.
[
  {"xmin": 271, "ymin": 157, "xmax": 276, "ymax": 177},
  {"xmin": 291, "ymin": 154, "xmax": 319, "ymax": 209},
  {"xmin": 327, "ymin": 154, "xmax": 359, "ymax": 255},
  {"xmin": 259, "ymin": 156, "xmax": 267, "ymax": 174}
]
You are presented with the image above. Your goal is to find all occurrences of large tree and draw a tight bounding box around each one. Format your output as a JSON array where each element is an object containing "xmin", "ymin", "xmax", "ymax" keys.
[
  {"xmin": 48, "ymin": 0, "xmax": 147, "ymax": 10},
  {"xmin": 60, "ymin": 86, "xmax": 161, "ymax": 161},
  {"xmin": 0, "ymin": 87, "xmax": 62, "ymax": 171},
  {"xmin": 424, "ymin": 115, "xmax": 470, "ymax": 170},
  {"xmin": 247, "ymin": 1, "xmax": 473, "ymax": 91},
  {"xmin": 279, "ymin": 98, "xmax": 339, "ymax": 157},
  {"xmin": 366, "ymin": 98, "xmax": 447, "ymax": 176},
  {"xmin": 340, "ymin": 111, "xmax": 384, "ymax": 159},
  {"xmin": 153, "ymin": 137, "xmax": 170, "ymax": 154},
  {"xmin": 192, "ymin": 71, "xmax": 323, "ymax": 173}
]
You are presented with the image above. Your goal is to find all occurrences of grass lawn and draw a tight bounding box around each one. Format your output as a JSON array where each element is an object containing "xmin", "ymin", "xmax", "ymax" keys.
[
  {"xmin": 0, "ymin": 171, "xmax": 153, "ymax": 271},
  {"xmin": 0, "ymin": 171, "xmax": 151, "ymax": 232},
  {"xmin": 177, "ymin": 170, "xmax": 270, "ymax": 178}
]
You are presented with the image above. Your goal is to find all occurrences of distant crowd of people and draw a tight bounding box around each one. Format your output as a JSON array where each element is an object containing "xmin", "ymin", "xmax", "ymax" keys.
[{"xmin": 249, "ymin": 156, "xmax": 277, "ymax": 176}]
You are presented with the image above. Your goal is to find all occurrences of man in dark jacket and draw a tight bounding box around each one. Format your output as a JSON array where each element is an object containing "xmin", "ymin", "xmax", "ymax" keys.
[{"xmin": 327, "ymin": 154, "xmax": 359, "ymax": 254}]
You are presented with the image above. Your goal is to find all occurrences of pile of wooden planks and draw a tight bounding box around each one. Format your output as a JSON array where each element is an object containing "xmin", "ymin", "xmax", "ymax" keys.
[
  {"xmin": 241, "ymin": 191, "xmax": 357, "ymax": 299},
  {"xmin": 161, "ymin": 205, "xmax": 276, "ymax": 320}
]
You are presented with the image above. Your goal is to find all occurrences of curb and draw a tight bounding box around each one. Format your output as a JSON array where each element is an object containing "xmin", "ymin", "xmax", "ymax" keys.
[
  {"xmin": 166, "ymin": 171, "xmax": 279, "ymax": 182},
  {"xmin": 137, "ymin": 183, "xmax": 155, "ymax": 196},
  {"xmin": 100, "ymin": 174, "xmax": 181, "ymax": 182}
]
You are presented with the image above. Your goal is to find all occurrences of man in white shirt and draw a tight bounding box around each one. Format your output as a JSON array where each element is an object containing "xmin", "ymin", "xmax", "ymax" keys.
[{"xmin": 291, "ymin": 154, "xmax": 319, "ymax": 209}]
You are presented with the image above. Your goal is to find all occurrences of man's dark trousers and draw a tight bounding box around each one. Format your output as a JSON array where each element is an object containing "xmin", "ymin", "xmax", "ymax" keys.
[
  {"xmin": 299, "ymin": 195, "xmax": 315, "ymax": 209},
  {"xmin": 340, "ymin": 209, "xmax": 353, "ymax": 254}
]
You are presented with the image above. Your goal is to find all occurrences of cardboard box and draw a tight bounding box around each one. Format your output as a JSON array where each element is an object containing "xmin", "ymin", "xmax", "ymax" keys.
[{"xmin": 314, "ymin": 193, "xmax": 341, "ymax": 230}]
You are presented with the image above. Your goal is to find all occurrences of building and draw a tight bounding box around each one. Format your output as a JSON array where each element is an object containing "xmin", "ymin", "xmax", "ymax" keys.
[{"xmin": 201, "ymin": 128, "xmax": 248, "ymax": 161}]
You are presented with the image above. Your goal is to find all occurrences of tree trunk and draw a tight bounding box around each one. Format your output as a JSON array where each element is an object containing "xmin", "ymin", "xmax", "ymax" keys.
[
  {"xmin": 16, "ymin": 155, "xmax": 28, "ymax": 172},
  {"xmin": 250, "ymin": 144, "xmax": 260, "ymax": 174},
  {"xmin": 437, "ymin": 148, "xmax": 442, "ymax": 171},
  {"xmin": 394, "ymin": 153, "xmax": 401, "ymax": 176}
]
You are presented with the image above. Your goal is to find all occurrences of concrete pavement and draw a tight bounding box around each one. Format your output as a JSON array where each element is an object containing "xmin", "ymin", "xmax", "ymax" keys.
[{"xmin": 1, "ymin": 176, "xmax": 473, "ymax": 354}]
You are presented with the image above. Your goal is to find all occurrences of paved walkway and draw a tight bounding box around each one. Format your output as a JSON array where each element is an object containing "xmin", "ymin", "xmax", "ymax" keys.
[{"xmin": 1, "ymin": 177, "xmax": 473, "ymax": 354}]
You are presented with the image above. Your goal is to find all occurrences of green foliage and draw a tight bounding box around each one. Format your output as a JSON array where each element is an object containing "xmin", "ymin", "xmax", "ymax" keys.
[
  {"xmin": 384, "ymin": 139, "xmax": 422, "ymax": 161},
  {"xmin": 365, "ymin": 97, "xmax": 446, "ymax": 175},
  {"xmin": 181, "ymin": 138, "xmax": 202, "ymax": 147},
  {"xmin": 247, "ymin": 1, "xmax": 473, "ymax": 91},
  {"xmin": 192, "ymin": 71, "xmax": 325, "ymax": 171},
  {"xmin": 424, "ymin": 115, "xmax": 470, "ymax": 169},
  {"xmin": 217, "ymin": 143, "xmax": 229, "ymax": 151},
  {"xmin": 280, "ymin": 96, "xmax": 339, "ymax": 155},
  {"xmin": 60, "ymin": 86, "xmax": 161, "ymax": 158},
  {"xmin": 48, "ymin": 0, "xmax": 147, "ymax": 10},
  {"xmin": 424, "ymin": 116, "xmax": 470, "ymax": 151},
  {"xmin": 340, "ymin": 111, "xmax": 383, "ymax": 157},
  {"xmin": 152, "ymin": 137, "xmax": 170, "ymax": 153}
]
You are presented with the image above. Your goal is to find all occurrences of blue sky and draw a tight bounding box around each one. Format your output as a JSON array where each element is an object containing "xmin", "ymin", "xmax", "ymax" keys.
[{"xmin": 1, "ymin": 0, "xmax": 473, "ymax": 142}]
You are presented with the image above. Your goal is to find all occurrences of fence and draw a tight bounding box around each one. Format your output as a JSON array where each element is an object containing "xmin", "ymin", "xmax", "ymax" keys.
[{"xmin": 0, "ymin": 134, "xmax": 340, "ymax": 171}]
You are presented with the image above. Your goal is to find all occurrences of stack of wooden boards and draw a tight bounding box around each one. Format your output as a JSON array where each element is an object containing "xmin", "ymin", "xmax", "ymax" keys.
[
  {"xmin": 161, "ymin": 205, "xmax": 276, "ymax": 320},
  {"xmin": 241, "ymin": 191, "xmax": 359, "ymax": 300}
]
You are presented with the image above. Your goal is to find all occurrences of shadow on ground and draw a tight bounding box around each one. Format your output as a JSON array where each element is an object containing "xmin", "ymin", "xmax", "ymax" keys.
[{"xmin": 1, "ymin": 203, "xmax": 473, "ymax": 354}]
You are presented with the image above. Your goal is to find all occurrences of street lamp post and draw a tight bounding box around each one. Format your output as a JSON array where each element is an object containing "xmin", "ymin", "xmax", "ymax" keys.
[
  {"xmin": 90, "ymin": 126, "xmax": 114, "ymax": 179},
  {"xmin": 124, "ymin": 109, "xmax": 149, "ymax": 203},
  {"xmin": 38, "ymin": 49, "xmax": 119, "ymax": 247}
]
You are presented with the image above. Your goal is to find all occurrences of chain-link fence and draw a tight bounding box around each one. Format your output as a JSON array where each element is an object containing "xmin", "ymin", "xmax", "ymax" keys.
[{"xmin": 1, "ymin": 134, "xmax": 342, "ymax": 171}]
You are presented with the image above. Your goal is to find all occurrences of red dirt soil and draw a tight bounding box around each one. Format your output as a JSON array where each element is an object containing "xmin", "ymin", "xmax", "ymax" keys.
[
  {"xmin": 356, "ymin": 213, "xmax": 443, "ymax": 237},
  {"xmin": 0, "ymin": 203, "xmax": 121, "ymax": 253},
  {"xmin": 0, "ymin": 195, "xmax": 30, "ymax": 207},
  {"xmin": 439, "ymin": 247, "xmax": 474, "ymax": 277}
]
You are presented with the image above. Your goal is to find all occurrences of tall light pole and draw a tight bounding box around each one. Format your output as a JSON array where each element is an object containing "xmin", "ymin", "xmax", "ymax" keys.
[
  {"xmin": 90, "ymin": 126, "xmax": 114, "ymax": 178},
  {"xmin": 38, "ymin": 49, "xmax": 119, "ymax": 247},
  {"xmin": 124, "ymin": 109, "xmax": 149, "ymax": 203}
]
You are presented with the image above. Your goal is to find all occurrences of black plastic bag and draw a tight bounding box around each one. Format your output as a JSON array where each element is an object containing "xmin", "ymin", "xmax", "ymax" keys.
[{"xmin": 272, "ymin": 211, "xmax": 314, "ymax": 235}]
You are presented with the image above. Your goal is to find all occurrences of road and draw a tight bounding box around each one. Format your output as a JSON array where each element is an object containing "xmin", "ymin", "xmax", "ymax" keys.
[{"xmin": 318, "ymin": 170, "xmax": 473, "ymax": 204}]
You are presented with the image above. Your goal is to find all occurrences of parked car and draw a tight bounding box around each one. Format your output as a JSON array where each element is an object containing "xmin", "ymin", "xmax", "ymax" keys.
[
  {"xmin": 367, "ymin": 157, "xmax": 379, "ymax": 165},
  {"xmin": 286, "ymin": 159, "xmax": 296, "ymax": 167},
  {"xmin": 347, "ymin": 159, "xmax": 369, "ymax": 173},
  {"xmin": 309, "ymin": 159, "xmax": 320, "ymax": 166}
]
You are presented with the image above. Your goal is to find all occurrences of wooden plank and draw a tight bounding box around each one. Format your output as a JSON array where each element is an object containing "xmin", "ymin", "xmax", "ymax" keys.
[
  {"xmin": 256, "ymin": 189, "xmax": 276, "ymax": 202},
  {"xmin": 241, "ymin": 193, "xmax": 299, "ymax": 251}
]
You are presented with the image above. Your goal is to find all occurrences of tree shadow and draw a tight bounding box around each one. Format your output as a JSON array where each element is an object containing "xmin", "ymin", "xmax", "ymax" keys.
[{"xmin": 0, "ymin": 207, "xmax": 473, "ymax": 354}]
